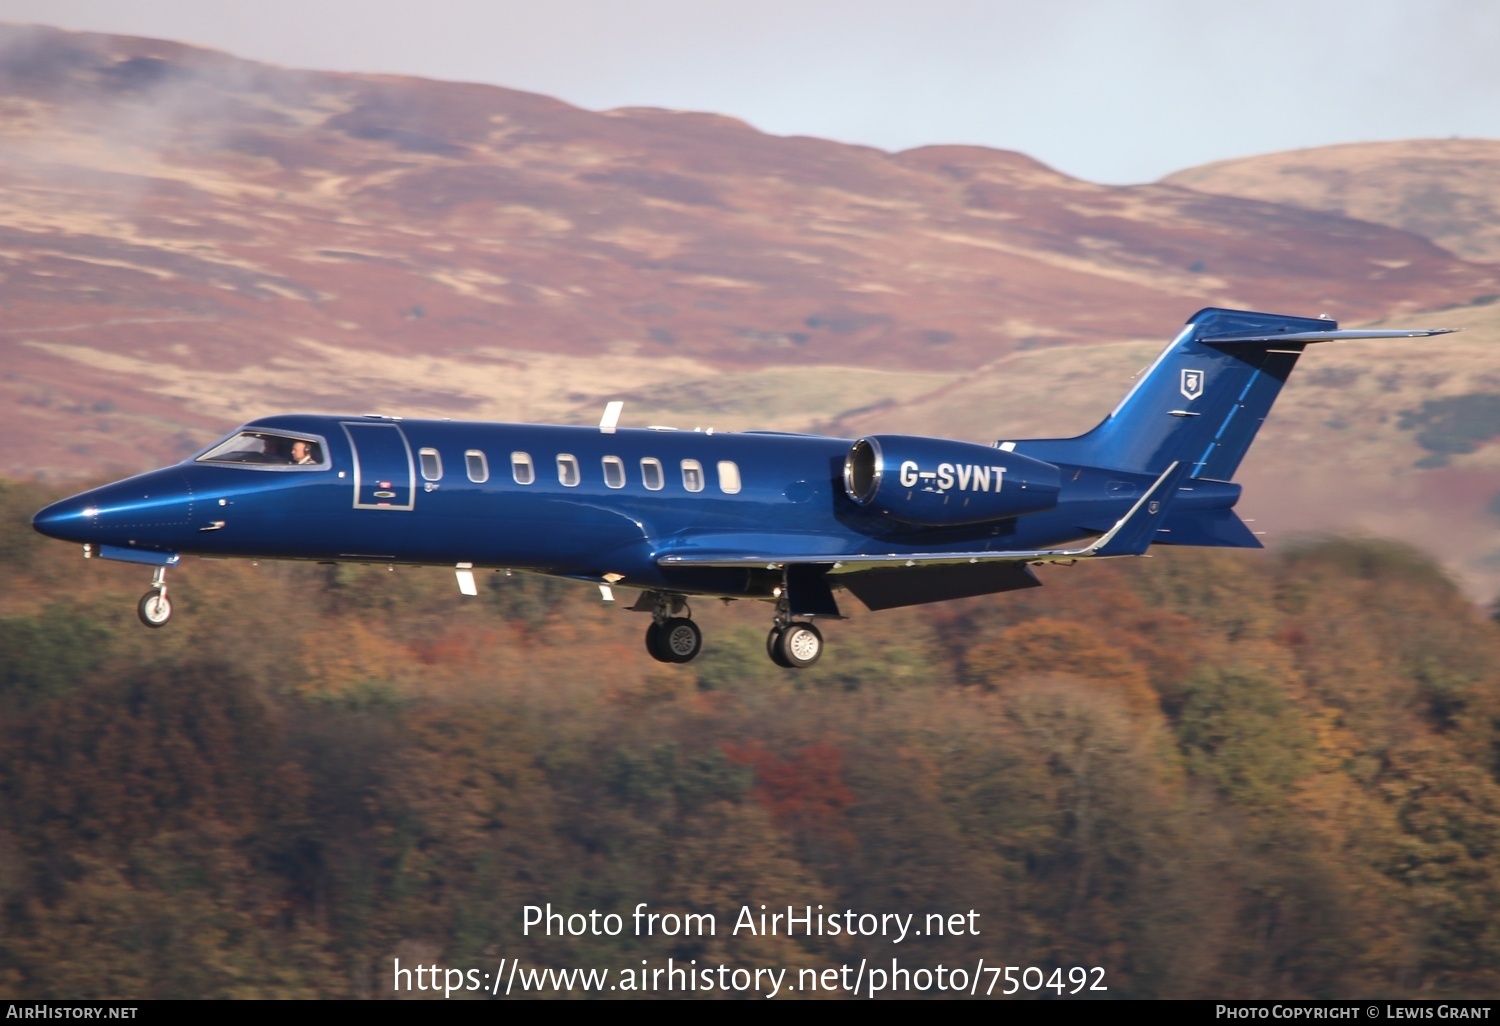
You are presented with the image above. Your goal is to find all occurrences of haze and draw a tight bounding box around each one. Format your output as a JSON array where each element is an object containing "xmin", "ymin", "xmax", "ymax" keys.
[{"xmin": 1, "ymin": 0, "xmax": 1497, "ymax": 183}]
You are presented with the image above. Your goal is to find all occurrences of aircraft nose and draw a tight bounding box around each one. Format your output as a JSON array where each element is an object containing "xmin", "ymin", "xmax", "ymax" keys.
[
  {"xmin": 33, "ymin": 469, "xmax": 194, "ymax": 545},
  {"xmin": 32, "ymin": 493, "xmax": 100, "ymax": 543}
]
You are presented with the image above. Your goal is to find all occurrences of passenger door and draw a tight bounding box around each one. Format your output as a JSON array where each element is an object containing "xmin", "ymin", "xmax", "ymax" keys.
[{"xmin": 342, "ymin": 422, "xmax": 415, "ymax": 510}]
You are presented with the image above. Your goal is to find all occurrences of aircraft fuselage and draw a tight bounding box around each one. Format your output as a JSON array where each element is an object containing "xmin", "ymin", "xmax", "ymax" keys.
[{"xmin": 35, "ymin": 413, "xmax": 1206, "ymax": 601}]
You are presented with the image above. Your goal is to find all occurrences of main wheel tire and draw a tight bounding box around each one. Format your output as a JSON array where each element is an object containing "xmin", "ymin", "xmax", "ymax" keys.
[
  {"xmin": 137, "ymin": 591, "xmax": 172, "ymax": 628},
  {"xmin": 645, "ymin": 622, "xmax": 671, "ymax": 662},
  {"xmin": 658, "ymin": 617, "xmax": 702, "ymax": 663},
  {"xmin": 766, "ymin": 626, "xmax": 793, "ymax": 668},
  {"xmin": 775, "ymin": 622, "xmax": 823, "ymax": 668}
]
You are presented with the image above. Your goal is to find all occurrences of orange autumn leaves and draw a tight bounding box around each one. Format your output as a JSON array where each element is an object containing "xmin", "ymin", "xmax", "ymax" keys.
[
  {"xmin": 965, "ymin": 616, "xmax": 1161, "ymax": 719},
  {"xmin": 7, "ymin": 475, "xmax": 1500, "ymax": 997}
]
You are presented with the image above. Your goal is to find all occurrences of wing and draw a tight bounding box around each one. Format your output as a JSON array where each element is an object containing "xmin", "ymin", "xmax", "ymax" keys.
[{"xmin": 657, "ymin": 460, "xmax": 1187, "ymax": 573}]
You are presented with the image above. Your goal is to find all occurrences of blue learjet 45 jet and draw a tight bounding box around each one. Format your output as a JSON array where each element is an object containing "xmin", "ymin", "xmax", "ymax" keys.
[{"xmin": 33, "ymin": 307, "xmax": 1452, "ymax": 668}]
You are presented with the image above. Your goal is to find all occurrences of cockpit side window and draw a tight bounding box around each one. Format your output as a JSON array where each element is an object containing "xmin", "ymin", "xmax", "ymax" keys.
[{"xmin": 196, "ymin": 431, "xmax": 329, "ymax": 470}]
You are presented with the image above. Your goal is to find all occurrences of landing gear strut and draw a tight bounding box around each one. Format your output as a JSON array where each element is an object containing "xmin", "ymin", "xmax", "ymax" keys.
[
  {"xmin": 137, "ymin": 566, "xmax": 172, "ymax": 628},
  {"xmin": 643, "ymin": 594, "xmax": 702, "ymax": 664}
]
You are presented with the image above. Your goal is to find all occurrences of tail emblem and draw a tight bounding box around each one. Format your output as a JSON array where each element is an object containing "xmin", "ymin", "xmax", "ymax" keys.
[{"xmin": 1180, "ymin": 369, "xmax": 1204, "ymax": 401}]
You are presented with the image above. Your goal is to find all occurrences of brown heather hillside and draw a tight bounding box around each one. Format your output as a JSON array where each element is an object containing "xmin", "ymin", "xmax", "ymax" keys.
[
  {"xmin": 4, "ymin": 25, "xmax": 1500, "ymax": 595},
  {"xmin": 1163, "ymin": 139, "xmax": 1500, "ymax": 263},
  {"xmin": 1, "ymin": 25, "xmax": 1494, "ymax": 463}
]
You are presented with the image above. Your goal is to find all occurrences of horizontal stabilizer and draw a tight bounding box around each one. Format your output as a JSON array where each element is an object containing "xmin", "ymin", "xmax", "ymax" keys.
[{"xmin": 1200, "ymin": 327, "xmax": 1455, "ymax": 345}]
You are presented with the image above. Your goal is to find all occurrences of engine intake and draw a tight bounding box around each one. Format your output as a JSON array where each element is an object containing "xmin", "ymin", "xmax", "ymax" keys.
[{"xmin": 844, "ymin": 435, "xmax": 1061, "ymax": 527}]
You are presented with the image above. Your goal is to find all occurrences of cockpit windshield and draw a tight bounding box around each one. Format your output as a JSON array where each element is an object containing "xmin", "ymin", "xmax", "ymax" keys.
[{"xmin": 196, "ymin": 431, "xmax": 329, "ymax": 470}]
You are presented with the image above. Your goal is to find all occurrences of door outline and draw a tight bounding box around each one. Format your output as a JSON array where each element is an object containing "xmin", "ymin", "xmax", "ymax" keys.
[{"xmin": 342, "ymin": 421, "xmax": 416, "ymax": 511}]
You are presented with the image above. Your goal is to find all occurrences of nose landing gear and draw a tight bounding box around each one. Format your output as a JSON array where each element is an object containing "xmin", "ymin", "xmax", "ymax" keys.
[{"xmin": 137, "ymin": 566, "xmax": 172, "ymax": 628}]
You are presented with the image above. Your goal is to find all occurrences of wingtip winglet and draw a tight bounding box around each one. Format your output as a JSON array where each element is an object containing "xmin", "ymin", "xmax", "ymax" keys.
[{"xmin": 1087, "ymin": 460, "xmax": 1191, "ymax": 558}]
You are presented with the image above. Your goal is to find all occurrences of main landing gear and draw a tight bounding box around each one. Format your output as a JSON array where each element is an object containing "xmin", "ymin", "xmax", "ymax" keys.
[
  {"xmin": 137, "ymin": 566, "xmax": 172, "ymax": 628},
  {"xmin": 644, "ymin": 594, "xmax": 704, "ymax": 664},
  {"xmin": 766, "ymin": 597, "xmax": 823, "ymax": 668},
  {"xmin": 637, "ymin": 591, "xmax": 825, "ymax": 669},
  {"xmin": 646, "ymin": 617, "xmax": 703, "ymax": 664}
]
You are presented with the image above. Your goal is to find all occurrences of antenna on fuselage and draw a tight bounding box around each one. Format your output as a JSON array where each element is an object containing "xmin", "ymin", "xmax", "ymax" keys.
[{"xmin": 599, "ymin": 400, "xmax": 623, "ymax": 434}]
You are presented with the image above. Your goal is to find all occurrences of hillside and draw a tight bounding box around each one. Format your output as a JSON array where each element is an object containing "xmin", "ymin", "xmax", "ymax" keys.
[
  {"xmin": 3, "ymin": 24, "xmax": 1500, "ymax": 595},
  {"xmin": 1163, "ymin": 139, "xmax": 1500, "ymax": 263},
  {"xmin": 1, "ymin": 24, "xmax": 1494, "ymax": 462}
]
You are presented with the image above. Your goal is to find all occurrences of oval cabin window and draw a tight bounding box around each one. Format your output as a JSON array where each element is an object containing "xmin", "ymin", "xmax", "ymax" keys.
[
  {"xmin": 602, "ymin": 456, "xmax": 626, "ymax": 489},
  {"xmin": 640, "ymin": 458, "xmax": 664, "ymax": 491},
  {"xmin": 511, "ymin": 452, "xmax": 535, "ymax": 485}
]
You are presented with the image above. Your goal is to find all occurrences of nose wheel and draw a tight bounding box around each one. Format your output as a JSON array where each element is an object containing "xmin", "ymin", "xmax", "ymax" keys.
[{"xmin": 137, "ymin": 566, "xmax": 172, "ymax": 628}]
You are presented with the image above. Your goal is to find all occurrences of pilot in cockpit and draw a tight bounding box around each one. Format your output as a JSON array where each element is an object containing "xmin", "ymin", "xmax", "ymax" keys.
[
  {"xmin": 257, "ymin": 437, "xmax": 287, "ymax": 463},
  {"xmin": 290, "ymin": 440, "xmax": 319, "ymax": 465}
]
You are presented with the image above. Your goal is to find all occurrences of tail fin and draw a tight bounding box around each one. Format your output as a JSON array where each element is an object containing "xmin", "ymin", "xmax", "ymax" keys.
[{"xmin": 1014, "ymin": 308, "xmax": 1453, "ymax": 478}]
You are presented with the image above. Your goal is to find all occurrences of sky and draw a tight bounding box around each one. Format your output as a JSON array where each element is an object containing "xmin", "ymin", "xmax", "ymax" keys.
[{"xmin": 0, "ymin": 0, "xmax": 1497, "ymax": 183}]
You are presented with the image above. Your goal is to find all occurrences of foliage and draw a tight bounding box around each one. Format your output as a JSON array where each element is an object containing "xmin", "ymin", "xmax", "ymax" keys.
[
  {"xmin": 2, "ymin": 477, "xmax": 1500, "ymax": 998},
  {"xmin": 0, "ymin": 480, "xmax": 53, "ymax": 568},
  {"xmin": 0, "ymin": 609, "xmax": 111, "ymax": 703}
]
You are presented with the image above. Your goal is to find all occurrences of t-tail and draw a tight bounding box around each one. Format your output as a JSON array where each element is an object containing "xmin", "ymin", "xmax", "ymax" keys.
[
  {"xmin": 1017, "ymin": 307, "xmax": 1454, "ymax": 478},
  {"xmin": 1013, "ymin": 307, "xmax": 1454, "ymax": 551}
]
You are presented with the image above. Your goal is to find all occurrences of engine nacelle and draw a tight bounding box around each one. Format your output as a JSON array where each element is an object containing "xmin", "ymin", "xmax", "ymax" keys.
[{"xmin": 844, "ymin": 434, "xmax": 1061, "ymax": 527}]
